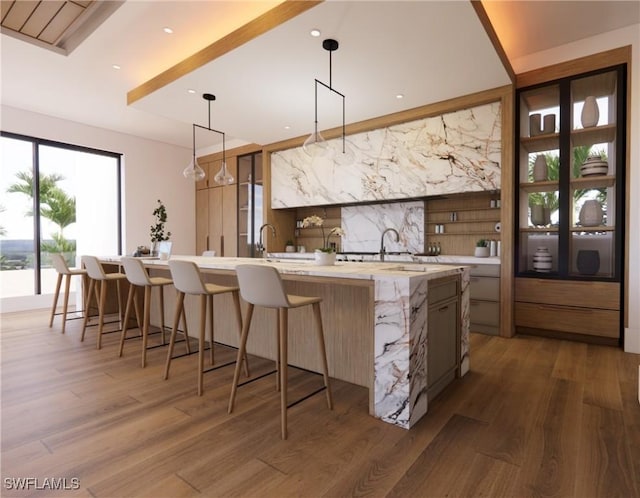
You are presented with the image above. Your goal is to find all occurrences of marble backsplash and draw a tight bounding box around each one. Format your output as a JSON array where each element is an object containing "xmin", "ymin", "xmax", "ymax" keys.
[
  {"xmin": 342, "ymin": 201, "xmax": 424, "ymax": 254},
  {"xmin": 272, "ymin": 101, "xmax": 501, "ymax": 208}
]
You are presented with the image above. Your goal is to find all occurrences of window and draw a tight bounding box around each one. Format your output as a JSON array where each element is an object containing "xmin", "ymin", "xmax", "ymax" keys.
[{"xmin": 0, "ymin": 132, "xmax": 121, "ymax": 303}]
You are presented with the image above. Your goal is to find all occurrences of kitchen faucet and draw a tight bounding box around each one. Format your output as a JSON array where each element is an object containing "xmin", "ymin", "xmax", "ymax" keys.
[
  {"xmin": 256, "ymin": 223, "xmax": 276, "ymax": 257},
  {"xmin": 379, "ymin": 228, "xmax": 400, "ymax": 261}
]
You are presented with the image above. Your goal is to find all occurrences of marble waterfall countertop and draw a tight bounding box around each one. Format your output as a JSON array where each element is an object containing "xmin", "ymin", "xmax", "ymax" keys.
[{"xmin": 103, "ymin": 255, "xmax": 470, "ymax": 429}]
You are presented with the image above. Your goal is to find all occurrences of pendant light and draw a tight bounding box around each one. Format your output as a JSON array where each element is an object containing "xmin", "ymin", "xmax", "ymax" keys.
[
  {"xmin": 303, "ymin": 38, "xmax": 347, "ymax": 158},
  {"xmin": 183, "ymin": 93, "xmax": 233, "ymax": 185}
]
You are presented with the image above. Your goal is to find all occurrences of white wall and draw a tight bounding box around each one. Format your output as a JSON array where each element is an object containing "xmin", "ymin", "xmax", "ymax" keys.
[
  {"xmin": 512, "ymin": 24, "xmax": 640, "ymax": 353},
  {"xmin": 1, "ymin": 105, "xmax": 195, "ymax": 311}
]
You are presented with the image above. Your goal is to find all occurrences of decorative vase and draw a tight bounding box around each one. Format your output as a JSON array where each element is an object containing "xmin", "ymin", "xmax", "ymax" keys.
[
  {"xmin": 580, "ymin": 155, "xmax": 608, "ymax": 177},
  {"xmin": 314, "ymin": 250, "xmax": 336, "ymax": 266},
  {"xmin": 285, "ymin": 245, "xmax": 296, "ymax": 253},
  {"xmin": 581, "ymin": 96, "xmax": 599, "ymax": 128},
  {"xmin": 577, "ymin": 250, "xmax": 600, "ymax": 275},
  {"xmin": 474, "ymin": 246, "xmax": 489, "ymax": 258},
  {"xmin": 529, "ymin": 113, "xmax": 542, "ymax": 136},
  {"xmin": 532, "ymin": 247, "xmax": 552, "ymax": 272},
  {"xmin": 542, "ymin": 114, "xmax": 556, "ymax": 134},
  {"xmin": 530, "ymin": 204, "xmax": 546, "ymax": 226},
  {"xmin": 579, "ymin": 200, "xmax": 604, "ymax": 227},
  {"xmin": 533, "ymin": 155, "xmax": 548, "ymax": 182}
]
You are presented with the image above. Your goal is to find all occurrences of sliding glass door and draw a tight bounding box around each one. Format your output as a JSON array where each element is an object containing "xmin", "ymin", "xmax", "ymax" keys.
[{"xmin": 0, "ymin": 133, "xmax": 121, "ymax": 304}]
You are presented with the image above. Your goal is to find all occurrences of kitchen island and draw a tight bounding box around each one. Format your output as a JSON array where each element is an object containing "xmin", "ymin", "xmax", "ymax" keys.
[{"xmin": 110, "ymin": 256, "xmax": 470, "ymax": 429}]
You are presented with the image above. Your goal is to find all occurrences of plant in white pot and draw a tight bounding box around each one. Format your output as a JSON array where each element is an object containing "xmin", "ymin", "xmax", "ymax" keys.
[
  {"xmin": 474, "ymin": 239, "xmax": 490, "ymax": 258},
  {"xmin": 150, "ymin": 199, "xmax": 171, "ymax": 255},
  {"xmin": 301, "ymin": 215, "xmax": 345, "ymax": 265}
]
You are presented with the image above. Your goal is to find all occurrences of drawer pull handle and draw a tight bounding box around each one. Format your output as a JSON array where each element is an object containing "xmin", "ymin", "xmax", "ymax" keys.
[
  {"xmin": 438, "ymin": 305, "xmax": 450, "ymax": 313},
  {"xmin": 538, "ymin": 304, "xmax": 593, "ymax": 313}
]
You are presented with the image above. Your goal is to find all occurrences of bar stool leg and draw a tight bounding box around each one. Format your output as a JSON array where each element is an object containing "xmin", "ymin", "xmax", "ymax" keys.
[
  {"xmin": 181, "ymin": 304, "xmax": 191, "ymax": 355},
  {"xmin": 119, "ymin": 284, "xmax": 136, "ymax": 357},
  {"xmin": 231, "ymin": 290, "xmax": 249, "ymax": 377},
  {"xmin": 164, "ymin": 291, "xmax": 185, "ymax": 380},
  {"xmin": 60, "ymin": 274, "xmax": 72, "ymax": 334},
  {"xmin": 275, "ymin": 309, "xmax": 281, "ymax": 392},
  {"xmin": 228, "ymin": 303, "xmax": 254, "ymax": 413},
  {"xmin": 97, "ymin": 280, "xmax": 107, "ymax": 349},
  {"xmin": 49, "ymin": 273, "xmax": 63, "ymax": 328},
  {"xmin": 312, "ymin": 302, "xmax": 333, "ymax": 410},
  {"xmin": 197, "ymin": 294, "xmax": 207, "ymax": 396},
  {"xmin": 141, "ymin": 285, "xmax": 151, "ymax": 368},
  {"xmin": 279, "ymin": 307, "xmax": 288, "ymax": 440},
  {"xmin": 159, "ymin": 285, "xmax": 166, "ymax": 345},
  {"xmin": 81, "ymin": 279, "xmax": 96, "ymax": 342},
  {"xmin": 209, "ymin": 295, "xmax": 215, "ymax": 366}
]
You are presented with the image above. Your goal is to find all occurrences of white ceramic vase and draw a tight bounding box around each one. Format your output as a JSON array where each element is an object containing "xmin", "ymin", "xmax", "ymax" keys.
[
  {"xmin": 579, "ymin": 200, "xmax": 604, "ymax": 227},
  {"xmin": 581, "ymin": 96, "xmax": 599, "ymax": 128},
  {"xmin": 533, "ymin": 155, "xmax": 548, "ymax": 182},
  {"xmin": 314, "ymin": 250, "xmax": 336, "ymax": 266},
  {"xmin": 532, "ymin": 247, "xmax": 552, "ymax": 272},
  {"xmin": 474, "ymin": 246, "xmax": 490, "ymax": 258}
]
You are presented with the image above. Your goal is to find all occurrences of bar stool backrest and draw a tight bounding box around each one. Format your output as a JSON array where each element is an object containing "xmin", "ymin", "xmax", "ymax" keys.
[
  {"xmin": 121, "ymin": 257, "xmax": 151, "ymax": 287},
  {"xmin": 168, "ymin": 260, "xmax": 207, "ymax": 295},
  {"xmin": 235, "ymin": 264, "xmax": 289, "ymax": 308},
  {"xmin": 82, "ymin": 255, "xmax": 107, "ymax": 280},
  {"xmin": 51, "ymin": 253, "xmax": 71, "ymax": 275}
]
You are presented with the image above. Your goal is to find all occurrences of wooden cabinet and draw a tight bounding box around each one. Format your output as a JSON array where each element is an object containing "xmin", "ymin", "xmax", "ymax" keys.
[
  {"xmin": 427, "ymin": 276, "xmax": 459, "ymax": 401},
  {"xmin": 469, "ymin": 264, "xmax": 500, "ymax": 335},
  {"xmin": 195, "ymin": 156, "xmax": 237, "ymax": 257},
  {"xmin": 515, "ymin": 63, "xmax": 626, "ymax": 343}
]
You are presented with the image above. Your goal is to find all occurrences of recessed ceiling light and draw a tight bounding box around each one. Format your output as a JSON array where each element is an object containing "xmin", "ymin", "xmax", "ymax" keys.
[
  {"xmin": 112, "ymin": 64, "xmax": 121, "ymax": 70},
  {"xmin": 284, "ymin": 125, "xmax": 291, "ymax": 130},
  {"xmin": 163, "ymin": 27, "xmax": 173, "ymax": 34},
  {"xmin": 396, "ymin": 94, "xmax": 404, "ymax": 99},
  {"xmin": 187, "ymin": 89, "xmax": 196, "ymax": 94},
  {"xmin": 310, "ymin": 29, "xmax": 321, "ymax": 37}
]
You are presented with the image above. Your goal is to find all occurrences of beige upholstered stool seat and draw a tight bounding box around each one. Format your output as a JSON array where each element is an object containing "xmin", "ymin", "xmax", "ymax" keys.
[
  {"xmin": 228, "ymin": 264, "xmax": 333, "ymax": 440},
  {"xmin": 81, "ymin": 255, "xmax": 127, "ymax": 349},
  {"xmin": 119, "ymin": 257, "xmax": 190, "ymax": 368},
  {"xmin": 49, "ymin": 253, "xmax": 87, "ymax": 334},
  {"xmin": 164, "ymin": 259, "xmax": 248, "ymax": 396}
]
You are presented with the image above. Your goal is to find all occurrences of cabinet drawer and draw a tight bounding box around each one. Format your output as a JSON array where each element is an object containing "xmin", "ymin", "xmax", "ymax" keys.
[
  {"xmin": 470, "ymin": 300, "xmax": 499, "ymax": 326},
  {"xmin": 470, "ymin": 264, "xmax": 500, "ymax": 278},
  {"xmin": 470, "ymin": 276, "xmax": 499, "ymax": 301},
  {"xmin": 515, "ymin": 302, "xmax": 619, "ymax": 338},
  {"xmin": 429, "ymin": 277, "xmax": 458, "ymax": 304}
]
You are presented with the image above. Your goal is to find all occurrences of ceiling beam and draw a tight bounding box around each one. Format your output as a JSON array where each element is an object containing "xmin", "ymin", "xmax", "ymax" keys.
[
  {"xmin": 471, "ymin": 0, "xmax": 515, "ymax": 84},
  {"xmin": 127, "ymin": 0, "xmax": 323, "ymax": 105}
]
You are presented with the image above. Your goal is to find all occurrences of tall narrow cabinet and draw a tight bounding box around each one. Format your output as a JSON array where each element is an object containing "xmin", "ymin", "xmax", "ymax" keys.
[{"xmin": 514, "ymin": 64, "xmax": 626, "ymax": 344}]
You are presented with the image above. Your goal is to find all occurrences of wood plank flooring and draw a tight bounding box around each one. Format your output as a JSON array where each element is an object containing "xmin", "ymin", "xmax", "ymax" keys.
[{"xmin": 1, "ymin": 309, "xmax": 639, "ymax": 497}]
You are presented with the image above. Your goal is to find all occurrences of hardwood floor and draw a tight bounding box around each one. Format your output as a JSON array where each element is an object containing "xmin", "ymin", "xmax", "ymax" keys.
[{"xmin": 1, "ymin": 309, "xmax": 639, "ymax": 497}]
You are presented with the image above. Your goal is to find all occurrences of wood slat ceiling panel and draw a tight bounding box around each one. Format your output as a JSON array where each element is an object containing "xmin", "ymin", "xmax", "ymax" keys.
[
  {"xmin": 39, "ymin": 1, "xmax": 85, "ymax": 44},
  {"xmin": 21, "ymin": 1, "xmax": 66, "ymax": 38},
  {"xmin": 1, "ymin": 0, "xmax": 38, "ymax": 31}
]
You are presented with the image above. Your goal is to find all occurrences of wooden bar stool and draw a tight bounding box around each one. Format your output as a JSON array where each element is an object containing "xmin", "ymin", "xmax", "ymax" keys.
[
  {"xmin": 80, "ymin": 255, "xmax": 127, "ymax": 349},
  {"xmin": 49, "ymin": 253, "xmax": 87, "ymax": 334},
  {"xmin": 164, "ymin": 260, "xmax": 249, "ymax": 396},
  {"xmin": 228, "ymin": 264, "xmax": 333, "ymax": 440},
  {"xmin": 118, "ymin": 257, "xmax": 191, "ymax": 368}
]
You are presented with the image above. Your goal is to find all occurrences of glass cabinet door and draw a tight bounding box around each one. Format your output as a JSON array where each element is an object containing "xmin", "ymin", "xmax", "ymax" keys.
[
  {"xmin": 569, "ymin": 70, "xmax": 618, "ymax": 278},
  {"xmin": 517, "ymin": 84, "xmax": 560, "ymax": 274}
]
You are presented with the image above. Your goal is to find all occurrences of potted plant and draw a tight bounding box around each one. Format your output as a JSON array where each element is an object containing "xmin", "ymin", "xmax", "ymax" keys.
[
  {"xmin": 285, "ymin": 240, "xmax": 296, "ymax": 253},
  {"xmin": 475, "ymin": 239, "xmax": 490, "ymax": 258},
  {"xmin": 301, "ymin": 215, "xmax": 345, "ymax": 265},
  {"xmin": 150, "ymin": 199, "xmax": 171, "ymax": 255}
]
